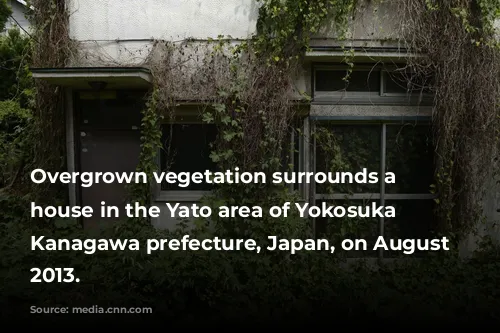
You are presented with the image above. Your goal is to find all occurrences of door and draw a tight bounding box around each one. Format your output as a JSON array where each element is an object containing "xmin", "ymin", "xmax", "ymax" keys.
[{"xmin": 75, "ymin": 91, "xmax": 145, "ymax": 229}]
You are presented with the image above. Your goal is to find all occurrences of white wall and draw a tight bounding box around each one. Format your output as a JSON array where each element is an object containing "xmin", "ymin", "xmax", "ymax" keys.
[
  {"xmin": 68, "ymin": 0, "xmax": 259, "ymax": 65},
  {"xmin": 313, "ymin": 0, "xmax": 401, "ymax": 45},
  {"xmin": 69, "ymin": 0, "xmax": 258, "ymax": 40}
]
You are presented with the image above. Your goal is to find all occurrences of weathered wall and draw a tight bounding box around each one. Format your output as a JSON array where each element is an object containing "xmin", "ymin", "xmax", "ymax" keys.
[
  {"xmin": 68, "ymin": 0, "xmax": 259, "ymax": 65},
  {"xmin": 67, "ymin": 0, "xmax": 406, "ymax": 65},
  {"xmin": 312, "ymin": 0, "xmax": 402, "ymax": 48}
]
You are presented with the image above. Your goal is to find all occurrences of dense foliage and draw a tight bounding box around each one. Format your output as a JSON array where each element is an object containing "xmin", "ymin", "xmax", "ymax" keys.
[
  {"xmin": 0, "ymin": 0, "xmax": 499, "ymax": 325},
  {"xmin": 1, "ymin": 219, "xmax": 500, "ymax": 325}
]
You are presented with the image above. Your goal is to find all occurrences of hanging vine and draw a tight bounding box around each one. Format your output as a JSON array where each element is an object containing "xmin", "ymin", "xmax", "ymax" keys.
[
  {"xmin": 29, "ymin": 0, "xmax": 498, "ymax": 243},
  {"xmin": 399, "ymin": 0, "xmax": 500, "ymax": 239},
  {"xmin": 29, "ymin": 0, "xmax": 72, "ymax": 202},
  {"xmin": 130, "ymin": 1, "xmax": 357, "ymax": 217},
  {"xmin": 205, "ymin": 0, "xmax": 357, "ymax": 177}
]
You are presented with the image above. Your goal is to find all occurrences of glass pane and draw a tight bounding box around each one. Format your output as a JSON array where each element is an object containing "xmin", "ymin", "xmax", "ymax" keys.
[
  {"xmin": 315, "ymin": 199, "xmax": 379, "ymax": 258},
  {"xmin": 78, "ymin": 94, "xmax": 144, "ymax": 129},
  {"xmin": 315, "ymin": 123, "xmax": 381, "ymax": 193},
  {"xmin": 315, "ymin": 70, "xmax": 380, "ymax": 92},
  {"xmin": 385, "ymin": 71, "xmax": 434, "ymax": 95},
  {"xmin": 385, "ymin": 124, "xmax": 434, "ymax": 194},
  {"xmin": 383, "ymin": 200, "xmax": 436, "ymax": 258},
  {"xmin": 161, "ymin": 124, "xmax": 217, "ymax": 191}
]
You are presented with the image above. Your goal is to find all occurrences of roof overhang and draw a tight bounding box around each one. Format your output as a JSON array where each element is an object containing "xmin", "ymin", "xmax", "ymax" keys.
[{"xmin": 30, "ymin": 67, "xmax": 153, "ymax": 90}]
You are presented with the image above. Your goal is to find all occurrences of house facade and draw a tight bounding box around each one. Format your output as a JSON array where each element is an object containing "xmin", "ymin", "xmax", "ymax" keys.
[{"xmin": 31, "ymin": 0, "xmax": 500, "ymax": 257}]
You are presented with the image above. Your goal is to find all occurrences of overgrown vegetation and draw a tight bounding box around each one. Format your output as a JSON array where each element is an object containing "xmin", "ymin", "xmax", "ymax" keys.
[
  {"xmin": 0, "ymin": 0, "xmax": 500, "ymax": 324},
  {"xmin": 2, "ymin": 219, "xmax": 500, "ymax": 325},
  {"xmin": 399, "ymin": 0, "xmax": 500, "ymax": 238},
  {"xmin": 0, "ymin": 0, "xmax": 33, "ymax": 219},
  {"xmin": 29, "ymin": 0, "xmax": 72, "ymax": 202}
]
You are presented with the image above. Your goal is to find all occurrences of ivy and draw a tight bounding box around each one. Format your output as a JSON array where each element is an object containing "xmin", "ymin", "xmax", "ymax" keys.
[
  {"xmin": 256, "ymin": 0, "xmax": 356, "ymax": 60},
  {"xmin": 128, "ymin": 89, "xmax": 163, "ymax": 224},
  {"xmin": 132, "ymin": 1, "xmax": 358, "ymax": 235}
]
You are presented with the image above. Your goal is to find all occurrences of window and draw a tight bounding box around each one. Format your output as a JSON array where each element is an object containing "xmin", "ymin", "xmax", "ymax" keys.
[
  {"xmin": 381, "ymin": 70, "xmax": 435, "ymax": 96},
  {"xmin": 160, "ymin": 123, "xmax": 217, "ymax": 192},
  {"xmin": 157, "ymin": 118, "xmax": 307, "ymax": 200},
  {"xmin": 313, "ymin": 121, "xmax": 436, "ymax": 258},
  {"xmin": 313, "ymin": 65, "xmax": 434, "ymax": 105}
]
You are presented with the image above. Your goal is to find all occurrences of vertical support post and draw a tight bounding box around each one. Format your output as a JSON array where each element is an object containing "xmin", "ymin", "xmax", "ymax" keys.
[
  {"xmin": 310, "ymin": 119, "xmax": 317, "ymax": 237},
  {"xmin": 378, "ymin": 123, "xmax": 386, "ymax": 263},
  {"xmin": 303, "ymin": 116, "xmax": 310, "ymax": 203},
  {"xmin": 65, "ymin": 88, "xmax": 76, "ymax": 207}
]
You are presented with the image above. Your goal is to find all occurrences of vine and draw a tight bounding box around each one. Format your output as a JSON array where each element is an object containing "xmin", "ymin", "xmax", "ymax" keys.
[
  {"xmin": 128, "ymin": 89, "xmax": 162, "ymax": 224},
  {"xmin": 201, "ymin": 0, "xmax": 357, "ymax": 239},
  {"xmin": 129, "ymin": 1, "xmax": 357, "ymax": 234},
  {"xmin": 399, "ymin": 0, "xmax": 500, "ymax": 240},
  {"xmin": 205, "ymin": 0, "xmax": 357, "ymax": 175},
  {"xmin": 29, "ymin": 0, "xmax": 72, "ymax": 203}
]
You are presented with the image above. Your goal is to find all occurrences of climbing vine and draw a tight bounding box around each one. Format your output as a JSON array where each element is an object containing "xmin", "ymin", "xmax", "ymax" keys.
[
  {"xmin": 128, "ymin": 89, "xmax": 162, "ymax": 223},
  {"xmin": 200, "ymin": 0, "xmax": 356, "ymax": 238},
  {"xmin": 204, "ymin": 0, "xmax": 357, "ymax": 175},
  {"xmin": 29, "ymin": 0, "xmax": 72, "ymax": 203},
  {"xmin": 25, "ymin": 0, "xmax": 500, "ymax": 244},
  {"xmin": 399, "ymin": 0, "xmax": 500, "ymax": 239},
  {"xmin": 131, "ymin": 0, "xmax": 357, "ymax": 229}
]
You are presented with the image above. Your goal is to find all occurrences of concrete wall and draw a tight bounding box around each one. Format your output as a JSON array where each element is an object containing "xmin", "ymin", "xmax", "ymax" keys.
[
  {"xmin": 67, "ymin": 0, "xmax": 406, "ymax": 65},
  {"xmin": 313, "ymin": 0, "xmax": 402, "ymax": 47},
  {"xmin": 68, "ymin": 0, "xmax": 259, "ymax": 65}
]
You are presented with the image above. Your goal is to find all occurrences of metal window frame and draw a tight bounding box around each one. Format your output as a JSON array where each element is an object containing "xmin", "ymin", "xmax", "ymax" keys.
[
  {"xmin": 155, "ymin": 117, "xmax": 308, "ymax": 202},
  {"xmin": 313, "ymin": 65, "xmax": 381, "ymax": 103},
  {"xmin": 380, "ymin": 70, "xmax": 434, "ymax": 105},
  {"xmin": 313, "ymin": 65, "xmax": 434, "ymax": 106},
  {"xmin": 154, "ymin": 120, "xmax": 216, "ymax": 202},
  {"xmin": 311, "ymin": 118, "xmax": 436, "ymax": 261}
]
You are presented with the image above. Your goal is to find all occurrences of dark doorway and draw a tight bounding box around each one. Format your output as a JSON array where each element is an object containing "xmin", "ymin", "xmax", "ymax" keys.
[{"xmin": 75, "ymin": 91, "xmax": 146, "ymax": 229}]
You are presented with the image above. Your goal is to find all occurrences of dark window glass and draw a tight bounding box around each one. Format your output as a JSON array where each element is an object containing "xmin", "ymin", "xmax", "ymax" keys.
[
  {"xmin": 385, "ymin": 71, "xmax": 434, "ymax": 94},
  {"xmin": 160, "ymin": 124, "xmax": 217, "ymax": 191},
  {"xmin": 315, "ymin": 123, "xmax": 381, "ymax": 193},
  {"xmin": 78, "ymin": 93, "xmax": 145, "ymax": 129},
  {"xmin": 315, "ymin": 70, "xmax": 380, "ymax": 92},
  {"xmin": 385, "ymin": 124, "xmax": 434, "ymax": 194}
]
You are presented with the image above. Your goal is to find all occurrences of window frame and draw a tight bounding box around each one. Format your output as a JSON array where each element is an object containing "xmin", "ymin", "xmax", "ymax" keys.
[
  {"xmin": 312, "ymin": 64, "xmax": 434, "ymax": 106},
  {"xmin": 310, "ymin": 118, "xmax": 437, "ymax": 259},
  {"xmin": 155, "ymin": 119, "xmax": 216, "ymax": 202},
  {"xmin": 154, "ymin": 116, "xmax": 309, "ymax": 202}
]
